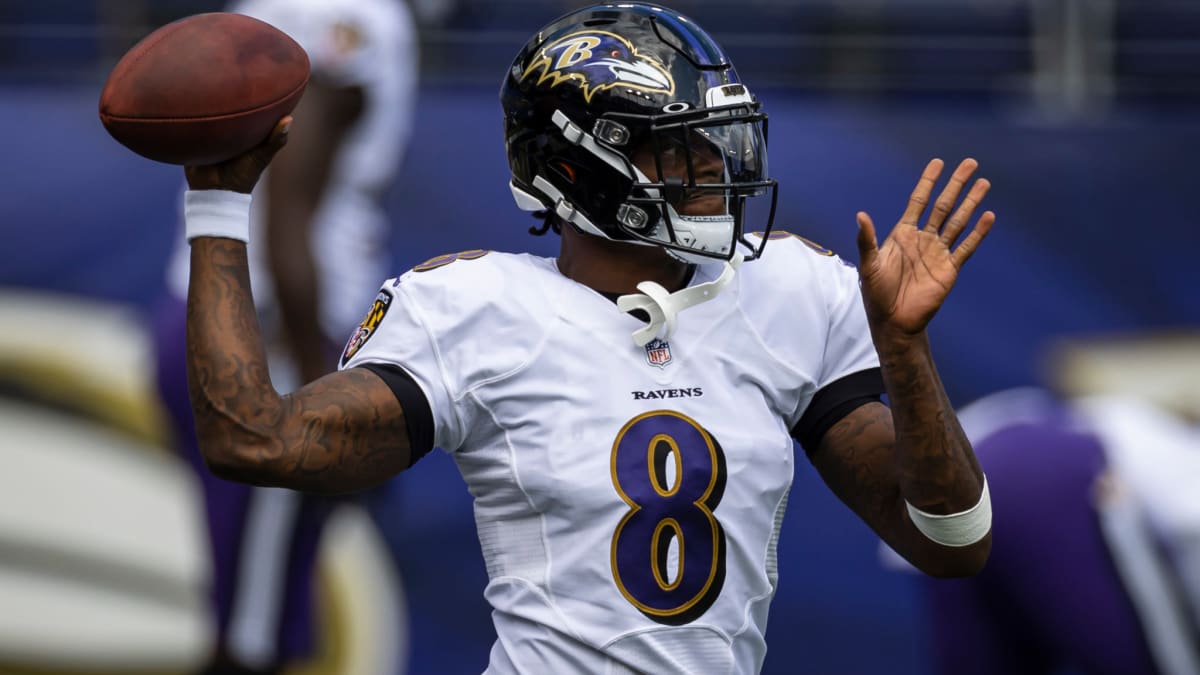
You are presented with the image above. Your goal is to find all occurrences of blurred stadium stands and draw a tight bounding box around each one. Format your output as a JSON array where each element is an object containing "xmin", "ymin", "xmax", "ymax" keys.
[
  {"xmin": 4, "ymin": 0, "xmax": 1200, "ymax": 107},
  {"xmin": 1, "ymin": 2, "xmax": 1198, "ymax": 674}
]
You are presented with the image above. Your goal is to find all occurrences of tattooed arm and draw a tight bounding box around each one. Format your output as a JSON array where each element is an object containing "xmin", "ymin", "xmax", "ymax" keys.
[
  {"xmin": 183, "ymin": 118, "xmax": 412, "ymax": 494},
  {"xmin": 807, "ymin": 158, "xmax": 995, "ymax": 577},
  {"xmin": 808, "ymin": 347, "xmax": 988, "ymax": 578}
]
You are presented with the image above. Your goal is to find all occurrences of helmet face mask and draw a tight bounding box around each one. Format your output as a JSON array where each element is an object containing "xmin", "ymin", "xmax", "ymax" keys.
[
  {"xmin": 616, "ymin": 102, "xmax": 777, "ymax": 263},
  {"xmin": 502, "ymin": 2, "xmax": 778, "ymax": 264}
]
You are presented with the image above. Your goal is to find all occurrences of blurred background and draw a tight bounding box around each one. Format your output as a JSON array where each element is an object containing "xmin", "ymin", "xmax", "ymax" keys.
[{"xmin": 1, "ymin": 0, "xmax": 1198, "ymax": 673}]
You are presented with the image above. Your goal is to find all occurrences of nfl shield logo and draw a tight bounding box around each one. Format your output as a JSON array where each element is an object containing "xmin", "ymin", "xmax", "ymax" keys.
[{"xmin": 644, "ymin": 338, "xmax": 672, "ymax": 368}]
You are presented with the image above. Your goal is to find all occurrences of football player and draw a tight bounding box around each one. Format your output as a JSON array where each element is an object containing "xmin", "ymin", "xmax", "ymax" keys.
[
  {"xmin": 914, "ymin": 381, "xmax": 1200, "ymax": 674},
  {"xmin": 173, "ymin": 3, "xmax": 993, "ymax": 673},
  {"xmin": 149, "ymin": 0, "xmax": 417, "ymax": 672}
]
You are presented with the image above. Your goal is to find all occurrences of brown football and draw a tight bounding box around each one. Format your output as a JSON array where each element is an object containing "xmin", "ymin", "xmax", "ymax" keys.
[{"xmin": 99, "ymin": 12, "xmax": 310, "ymax": 165}]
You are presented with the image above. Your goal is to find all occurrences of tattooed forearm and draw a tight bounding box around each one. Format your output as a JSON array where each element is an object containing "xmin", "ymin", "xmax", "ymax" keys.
[
  {"xmin": 815, "ymin": 402, "xmax": 899, "ymax": 528},
  {"xmin": 186, "ymin": 239, "xmax": 410, "ymax": 494},
  {"xmin": 875, "ymin": 331, "xmax": 983, "ymax": 514},
  {"xmin": 815, "ymin": 396, "xmax": 989, "ymax": 577}
]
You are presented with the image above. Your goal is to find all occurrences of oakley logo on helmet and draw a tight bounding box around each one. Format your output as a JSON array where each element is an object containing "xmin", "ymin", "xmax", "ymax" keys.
[{"xmin": 521, "ymin": 31, "xmax": 674, "ymax": 103}]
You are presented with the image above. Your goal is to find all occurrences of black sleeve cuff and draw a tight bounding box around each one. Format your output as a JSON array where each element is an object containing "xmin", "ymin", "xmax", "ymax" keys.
[
  {"xmin": 791, "ymin": 368, "xmax": 886, "ymax": 455},
  {"xmin": 358, "ymin": 363, "xmax": 435, "ymax": 467}
]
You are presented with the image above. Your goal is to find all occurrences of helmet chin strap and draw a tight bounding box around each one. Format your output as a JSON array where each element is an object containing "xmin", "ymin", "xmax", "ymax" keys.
[
  {"xmin": 617, "ymin": 253, "xmax": 743, "ymax": 347},
  {"xmin": 656, "ymin": 208, "xmax": 736, "ymax": 265}
]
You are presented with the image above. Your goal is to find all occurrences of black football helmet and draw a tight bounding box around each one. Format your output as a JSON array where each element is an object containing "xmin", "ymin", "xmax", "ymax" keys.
[{"xmin": 501, "ymin": 2, "xmax": 777, "ymax": 264}]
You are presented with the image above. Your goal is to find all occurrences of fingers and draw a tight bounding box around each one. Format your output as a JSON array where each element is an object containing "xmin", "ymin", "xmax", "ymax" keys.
[
  {"xmin": 941, "ymin": 176, "xmax": 991, "ymax": 246},
  {"xmin": 856, "ymin": 211, "xmax": 878, "ymax": 266},
  {"xmin": 256, "ymin": 115, "xmax": 293, "ymax": 160},
  {"xmin": 925, "ymin": 158, "xmax": 978, "ymax": 233},
  {"xmin": 269, "ymin": 115, "xmax": 293, "ymax": 147},
  {"xmin": 183, "ymin": 115, "xmax": 293, "ymax": 192},
  {"xmin": 900, "ymin": 158, "xmax": 944, "ymax": 226},
  {"xmin": 950, "ymin": 210, "xmax": 995, "ymax": 268},
  {"xmin": 241, "ymin": 116, "xmax": 293, "ymax": 183}
]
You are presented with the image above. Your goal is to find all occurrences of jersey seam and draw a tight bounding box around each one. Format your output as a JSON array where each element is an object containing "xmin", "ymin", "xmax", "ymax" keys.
[
  {"xmin": 393, "ymin": 284, "xmax": 469, "ymax": 446},
  {"xmin": 751, "ymin": 239, "xmax": 840, "ymax": 428},
  {"xmin": 452, "ymin": 257, "xmax": 558, "ymax": 399},
  {"xmin": 812, "ymin": 245, "xmax": 837, "ymax": 378},
  {"xmin": 814, "ymin": 252, "xmax": 872, "ymax": 395},
  {"xmin": 457, "ymin": 324, "xmax": 554, "ymax": 397},
  {"xmin": 396, "ymin": 263, "xmax": 558, "ymax": 437},
  {"xmin": 465, "ymin": 318, "xmax": 588, "ymax": 646},
  {"xmin": 487, "ymin": 573, "xmax": 586, "ymax": 635},
  {"xmin": 731, "ymin": 447, "xmax": 793, "ymax": 643},
  {"xmin": 465, "ymin": 389, "xmax": 541, "ymax": 515},
  {"xmin": 732, "ymin": 303, "xmax": 811, "ymax": 389},
  {"xmin": 598, "ymin": 622, "xmax": 733, "ymax": 650},
  {"xmin": 733, "ymin": 238, "xmax": 818, "ymax": 386}
]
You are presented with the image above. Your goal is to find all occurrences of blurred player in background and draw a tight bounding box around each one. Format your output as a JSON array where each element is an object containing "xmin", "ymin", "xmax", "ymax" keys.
[
  {"xmin": 150, "ymin": 0, "xmax": 417, "ymax": 672},
  {"xmin": 166, "ymin": 3, "xmax": 995, "ymax": 672},
  {"xmin": 897, "ymin": 336, "xmax": 1200, "ymax": 675}
]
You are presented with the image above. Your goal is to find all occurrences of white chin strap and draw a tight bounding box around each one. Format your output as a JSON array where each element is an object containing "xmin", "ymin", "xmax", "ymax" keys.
[
  {"xmin": 617, "ymin": 253, "xmax": 742, "ymax": 347},
  {"xmin": 656, "ymin": 208, "xmax": 735, "ymax": 264}
]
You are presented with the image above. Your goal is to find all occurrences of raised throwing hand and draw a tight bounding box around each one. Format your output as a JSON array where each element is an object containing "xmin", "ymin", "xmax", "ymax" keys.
[{"xmin": 185, "ymin": 116, "xmax": 292, "ymax": 194}]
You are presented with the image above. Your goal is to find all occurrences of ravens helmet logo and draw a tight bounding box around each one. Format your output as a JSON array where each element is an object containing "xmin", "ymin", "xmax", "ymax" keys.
[{"xmin": 521, "ymin": 31, "xmax": 675, "ymax": 103}]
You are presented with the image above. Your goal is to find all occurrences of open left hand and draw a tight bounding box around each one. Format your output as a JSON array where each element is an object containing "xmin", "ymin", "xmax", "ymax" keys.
[{"xmin": 856, "ymin": 158, "xmax": 995, "ymax": 339}]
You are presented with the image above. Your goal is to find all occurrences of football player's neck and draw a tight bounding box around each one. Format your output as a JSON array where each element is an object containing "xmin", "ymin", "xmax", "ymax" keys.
[{"xmin": 557, "ymin": 225, "xmax": 692, "ymax": 295}]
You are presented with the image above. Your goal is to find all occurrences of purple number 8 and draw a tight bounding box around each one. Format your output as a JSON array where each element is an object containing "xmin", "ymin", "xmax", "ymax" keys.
[{"xmin": 610, "ymin": 410, "xmax": 727, "ymax": 625}]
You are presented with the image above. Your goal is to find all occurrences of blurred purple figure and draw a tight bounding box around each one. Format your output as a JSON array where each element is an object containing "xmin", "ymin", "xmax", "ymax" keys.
[{"xmin": 902, "ymin": 367, "xmax": 1200, "ymax": 675}]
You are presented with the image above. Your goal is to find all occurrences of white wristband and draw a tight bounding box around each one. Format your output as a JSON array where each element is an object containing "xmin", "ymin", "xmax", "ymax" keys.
[
  {"xmin": 184, "ymin": 189, "xmax": 253, "ymax": 243},
  {"xmin": 905, "ymin": 476, "xmax": 992, "ymax": 547}
]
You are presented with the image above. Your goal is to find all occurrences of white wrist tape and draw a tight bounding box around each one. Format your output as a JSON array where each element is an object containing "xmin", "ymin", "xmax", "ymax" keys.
[
  {"xmin": 905, "ymin": 476, "xmax": 992, "ymax": 547},
  {"xmin": 184, "ymin": 190, "xmax": 253, "ymax": 243}
]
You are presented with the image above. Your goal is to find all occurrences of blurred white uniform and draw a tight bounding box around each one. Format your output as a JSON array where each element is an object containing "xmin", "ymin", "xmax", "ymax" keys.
[
  {"xmin": 168, "ymin": 0, "xmax": 418, "ymax": 342},
  {"xmin": 1071, "ymin": 395, "xmax": 1200, "ymax": 674},
  {"xmin": 909, "ymin": 388, "xmax": 1200, "ymax": 675},
  {"xmin": 343, "ymin": 234, "xmax": 880, "ymax": 674},
  {"xmin": 154, "ymin": 0, "xmax": 417, "ymax": 669}
]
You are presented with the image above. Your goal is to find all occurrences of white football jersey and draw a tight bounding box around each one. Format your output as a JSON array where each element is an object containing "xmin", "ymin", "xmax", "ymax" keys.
[
  {"xmin": 167, "ymin": 0, "xmax": 417, "ymax": 338},
  {"xmin": 344, "ymin": 234, "xmax": 880, "ymax": 674}
]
